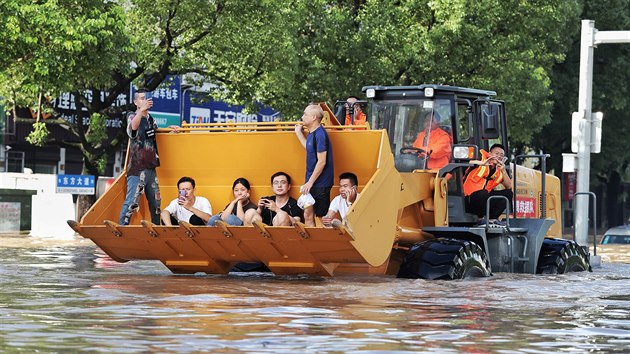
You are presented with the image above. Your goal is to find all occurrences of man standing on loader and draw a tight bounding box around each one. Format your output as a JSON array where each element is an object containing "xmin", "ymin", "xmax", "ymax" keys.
[
  {"xmin": 294, "ymin": 103, "xmax": 334, "ymax": 227},
  {"xmin": 118, "ymin": 90, "xmax": 163, "ymax": 226}
]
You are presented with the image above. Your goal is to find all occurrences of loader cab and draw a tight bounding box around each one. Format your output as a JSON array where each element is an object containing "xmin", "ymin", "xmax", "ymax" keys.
[{"xmin": 362, "ymin": 85, "xmax": 510, "ymax": 224}]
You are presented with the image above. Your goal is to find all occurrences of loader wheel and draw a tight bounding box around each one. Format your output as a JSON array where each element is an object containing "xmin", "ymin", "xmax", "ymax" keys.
[
  {"xmin": 536, "ymin": 238, "xmax": 591, "ymax": 274},
  {"xmin": 397, "ymin": 238, "xmax": 490, "ymax": 280}
]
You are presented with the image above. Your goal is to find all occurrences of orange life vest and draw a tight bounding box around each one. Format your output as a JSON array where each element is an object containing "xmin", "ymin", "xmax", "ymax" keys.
[
  {"xmin": 463, "ymin": 149, "xmax": 505, "ymax": 196},
  {"xmin": 345, "ymin": 111, "xmax": 367, "ymax": 126}
]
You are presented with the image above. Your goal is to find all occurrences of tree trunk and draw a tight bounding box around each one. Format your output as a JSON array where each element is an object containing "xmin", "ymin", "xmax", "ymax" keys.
[
  {"xmin": 75, "ymin": 156, "xmax": 102, "ymax": 221},
  {"xmin": 76, "ymin": 194, "xmax": 97, "ymax": 222}
]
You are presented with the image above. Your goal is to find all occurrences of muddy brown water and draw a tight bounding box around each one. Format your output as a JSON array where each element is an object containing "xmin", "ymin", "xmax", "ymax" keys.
[{"xmin": 1, "ymin": 234, "xmax": 629, "ymax": 353}]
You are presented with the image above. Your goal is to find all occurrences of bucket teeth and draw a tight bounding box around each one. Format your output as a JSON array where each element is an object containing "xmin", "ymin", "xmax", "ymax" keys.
[
  {"xmin": 215, "ymin": 220, "xmax": 233, "ymax": 238},
  {"xmin": 103, "ymin": 220, "xmax": 122, "ymax": 237},
  {"xmin": 140, "ymin": 220, "xmax": 158, "ymax": 237},
  {"xmin": 253, "ymin": 220, "xmax": 271, "ymax": 239}
]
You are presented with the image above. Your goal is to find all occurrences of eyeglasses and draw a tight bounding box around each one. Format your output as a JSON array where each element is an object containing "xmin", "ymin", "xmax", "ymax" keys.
[{"xmin": 272, "ymin": 181, "xmax": 288, "ymax": 186}]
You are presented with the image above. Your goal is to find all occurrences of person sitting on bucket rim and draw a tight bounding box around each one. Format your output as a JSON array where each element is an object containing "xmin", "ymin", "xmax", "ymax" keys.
[
  {"xmin": 207, "ymin": 177, "xmax": 257, "ymax": 226},
  {"xmin": 160, "ymin": 176, "xmax": 212, "ymax": 226},
  {"xmin": 322, "ymin": 172, "xmax": 360, "ymax": 227},
  {"xmin": 245, "ymin": 171, "xmax": 303, "ymax": 226},
  {"xmin": 463, "ymin": 143, "xmax": 513, "ymax": 225}
]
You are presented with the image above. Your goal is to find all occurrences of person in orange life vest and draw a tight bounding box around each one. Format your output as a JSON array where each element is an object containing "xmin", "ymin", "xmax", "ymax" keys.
[
  {"xmin": 412, "ymin": 112, "xmax": 453, "ymax": 170},
  {"xmin": 344, "ymin": 96, "xmax": 367, "ymax": 126},
  {"xmin": 463, "ymin": 143, "xmax": 513, "ymax": 224}
]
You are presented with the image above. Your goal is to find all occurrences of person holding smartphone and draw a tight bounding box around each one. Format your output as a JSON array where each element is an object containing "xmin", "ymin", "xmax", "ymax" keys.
[
  {"xmin": 246, "ymin": 172, "xmax": 303, "ymax": 226},
  {"xmin": 343, "ymin": 96, "xmax": 367, "ymax": 126},
  {"xmin": 463, "ymin": 143, "xmax": 513, "ymax": 225},
  {"xmin": 160, "ymin": 176, "xmax": 212, "ymax": 226},
  {"xmin": 118, "ymin": 89, "xmax": 163, "ymax": 225},
  {"xmin": 322, "ymin": 172, "xmax": 360, "ymax": 227}
]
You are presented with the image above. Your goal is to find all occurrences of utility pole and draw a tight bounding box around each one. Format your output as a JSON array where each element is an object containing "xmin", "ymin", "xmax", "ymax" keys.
[{"xmin": 573, "ymin": 20, "xmax": 630, "ymax": 246}]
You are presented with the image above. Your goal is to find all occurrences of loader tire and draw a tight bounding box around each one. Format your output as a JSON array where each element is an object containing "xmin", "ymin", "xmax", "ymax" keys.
[
  {"xmin": 536, "ymin": 238, "xmax": 591, "ymax": 274},
  {"xmin": 397, "ymin": 238, "xmax": 490, "ymax": 280}
]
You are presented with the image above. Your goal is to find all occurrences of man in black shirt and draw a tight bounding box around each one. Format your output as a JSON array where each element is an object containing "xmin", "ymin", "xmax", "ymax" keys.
[
  {"xmin": 246, "ymin": 172, "xmax": 303, "ymax": 226},
  {"xmin": 118, "ymin": 90, "xmax": 163, "ymax": 225}
]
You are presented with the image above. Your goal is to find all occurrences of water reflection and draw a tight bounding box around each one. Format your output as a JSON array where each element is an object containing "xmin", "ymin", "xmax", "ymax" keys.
[{"xmin": 1, "ymin": 235, "xmax": 629, "ymax": 353}]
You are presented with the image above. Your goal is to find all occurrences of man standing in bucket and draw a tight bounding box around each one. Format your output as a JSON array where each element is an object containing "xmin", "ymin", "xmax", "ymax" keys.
[
  {"xmin": 118, "ymin": 89, "xmax": 164, "ymax": 225},
  {"xmin": 294, "ymin": 103, "xmax": 334, "ymax": 227}
]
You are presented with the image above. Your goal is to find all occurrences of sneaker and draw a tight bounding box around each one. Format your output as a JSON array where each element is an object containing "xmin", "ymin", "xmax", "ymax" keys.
[
  {"xmin": 477, "ymin": 217, "xmax": 487, "ymax": 226},
  {"xmin": 331, "ymin": 219, "xmax": 343, "ymax": 228},
  {"xmin": 493, "ymin": 219, "xmax": 506, "ymax": 226},
  {"xmin": 487, "ymin": 219, "xmax": 506, "ymax": 228}
]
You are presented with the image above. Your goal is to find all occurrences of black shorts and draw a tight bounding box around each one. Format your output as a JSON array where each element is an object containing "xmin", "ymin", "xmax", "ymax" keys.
[{"xmin": 310, "ymin": 187, "xmax": 332, "ymax": 217}]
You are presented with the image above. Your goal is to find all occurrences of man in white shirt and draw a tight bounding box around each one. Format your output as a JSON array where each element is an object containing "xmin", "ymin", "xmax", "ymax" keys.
[
  {"xmin": 322, "ymin": 172, "xmax": 360, "ymax": 227},
  {"xmin": 161, "ymin": 176, "xmax": 212, "ymax": 226}
]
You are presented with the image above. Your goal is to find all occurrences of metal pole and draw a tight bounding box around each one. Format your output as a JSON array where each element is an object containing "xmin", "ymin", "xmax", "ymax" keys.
[
  {"xmin": 540, "ymin": 154, "xmax": 549, "ymax": 218},
  {"xmin": 574, "ymin": 20, "xmax": 595, "ymax": 246},
  {"xmin": 574, "ymin": 192, "xmax": 597, "ymax": 256},
  {"xmin": 574, "ymin": 21, "xmax": 630, "ymax": 246}
]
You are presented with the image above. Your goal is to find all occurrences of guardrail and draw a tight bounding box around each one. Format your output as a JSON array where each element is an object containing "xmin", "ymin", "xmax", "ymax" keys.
[
  {"xmin": 513, "ymin": 154, "xmax": 550, "ymax": 219},
  {"xmin": 157, "ymin": 121, "xmax": 369, "ymax": 133}
]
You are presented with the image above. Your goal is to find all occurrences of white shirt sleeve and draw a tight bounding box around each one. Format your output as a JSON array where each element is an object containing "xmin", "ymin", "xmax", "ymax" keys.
[
  {"xmin": 164, "ymin": 199, "xmax": 179, "ymax": 215},
  {"xmin": 328, "ymin": 195, "xmax": 343, "ymax": 213},
  {"xmin": 193, "ymin": 196, "xmax": 213, "ymax": 215}
]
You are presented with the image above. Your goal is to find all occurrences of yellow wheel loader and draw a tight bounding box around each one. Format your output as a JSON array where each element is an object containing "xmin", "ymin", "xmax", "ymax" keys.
[{"xmin": 69, "ymin": 85, "xmax": 590, "ymax": 279}]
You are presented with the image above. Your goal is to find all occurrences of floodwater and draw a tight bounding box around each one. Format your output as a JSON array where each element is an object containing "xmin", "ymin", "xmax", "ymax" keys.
[{"xmin": 1, "ymin": 234, "xmax": 629, "ymax": 353}]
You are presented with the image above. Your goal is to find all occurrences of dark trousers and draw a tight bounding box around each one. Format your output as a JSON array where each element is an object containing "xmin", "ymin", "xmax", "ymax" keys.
[
  {"xmin": 310, "ymin": 187, "xmax": 332, "ymax": 217},
  {"xmin": 466, "ymin": 189, "xmax": 513, "ymax": 219},
  {"xmin": 169, "ymin": 214, "xmax": 206, "ymax": 226}
]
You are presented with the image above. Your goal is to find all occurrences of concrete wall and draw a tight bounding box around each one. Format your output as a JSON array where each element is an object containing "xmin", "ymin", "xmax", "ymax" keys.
[{"xmin": 0, "ymin": 172, "xmax": 75, "ymax": 239}]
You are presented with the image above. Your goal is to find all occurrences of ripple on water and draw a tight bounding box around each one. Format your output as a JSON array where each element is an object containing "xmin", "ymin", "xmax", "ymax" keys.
[{"xmin": 1, "ymin": 239, "xmax": 630, "ymax": 352}]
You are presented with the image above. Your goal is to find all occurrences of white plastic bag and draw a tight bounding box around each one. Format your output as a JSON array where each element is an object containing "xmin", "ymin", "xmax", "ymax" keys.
[{"xmin": 297, "ymin": 193, "xmax": 315, "ymax": 209}]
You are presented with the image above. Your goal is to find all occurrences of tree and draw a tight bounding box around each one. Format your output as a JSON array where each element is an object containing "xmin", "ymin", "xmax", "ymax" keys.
[
  {"xmin": 284, "ymin": 0, "xmax": 581, "ymax": 145},
  {"xmin": 1, "ymin": 0, "xmax": 587, "ymax": 219},
  {"xmin": 534, "ymin": 0, "xmax": 630, "ymax": 226},
  {"xmin": 0, "ymin": 0, "xmax": 301, "ymax": 217}
]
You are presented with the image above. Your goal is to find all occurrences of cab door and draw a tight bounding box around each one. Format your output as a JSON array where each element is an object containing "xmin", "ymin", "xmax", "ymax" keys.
[{"xmin": 472, "ymin": 99, "xmax": 508, "ymax": 152}]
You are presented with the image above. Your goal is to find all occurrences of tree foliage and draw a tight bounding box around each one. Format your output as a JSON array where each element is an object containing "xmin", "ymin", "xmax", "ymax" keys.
[
  {"xmin": 0, "ymin": 0, "xmax": 299, "ymax": 180},
  {"xmin": 1, "ymin": 0, "xmax": 593, "ymax": 215},
  {"xmin": 284, "ymin": 0, "xmax": 581, "ymax": 143}
]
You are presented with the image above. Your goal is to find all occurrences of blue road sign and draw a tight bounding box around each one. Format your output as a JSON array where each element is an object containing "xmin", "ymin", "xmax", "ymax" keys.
[{"xmin": 57, "ymin": 174, "xmax": 95, "ymax": 195}]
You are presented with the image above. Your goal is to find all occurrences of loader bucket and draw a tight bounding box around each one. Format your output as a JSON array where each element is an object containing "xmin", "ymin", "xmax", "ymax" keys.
[{"xmin": 75, "ymin": 119, "xmax": 402, "ymax": 276}]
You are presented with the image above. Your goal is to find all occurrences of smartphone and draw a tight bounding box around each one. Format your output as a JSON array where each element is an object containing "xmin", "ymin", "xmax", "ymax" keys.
[
  {"xmin": 178, "ymin": 189, "xmax": 186, "ymax": 202},
  {"xmin": 144, "ymin": 91, "xmax": 153, "ymax": 100}
]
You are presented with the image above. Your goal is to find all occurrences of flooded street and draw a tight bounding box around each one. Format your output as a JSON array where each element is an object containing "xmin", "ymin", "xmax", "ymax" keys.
[{"xmin": 1, "ymin": 234, "xmax": 629, "ymax": 353}]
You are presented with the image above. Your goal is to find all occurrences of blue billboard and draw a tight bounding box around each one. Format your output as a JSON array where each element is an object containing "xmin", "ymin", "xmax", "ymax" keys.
[
  {"xmin": 132, "ymin": 75, "xmax": 280, "ymax": 128},
  {"xmin": 131, "ymin": 76, "xmax": 183, "ymax": 128},
  {"xmin": 184, "ymin": 92, "xmax": 279, "ymax": 124}
]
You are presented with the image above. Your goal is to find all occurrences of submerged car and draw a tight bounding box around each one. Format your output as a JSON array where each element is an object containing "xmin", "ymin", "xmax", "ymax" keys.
[{"xmin": 601, "ymin": 225, "xmax": 630, "ymax": 244}]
